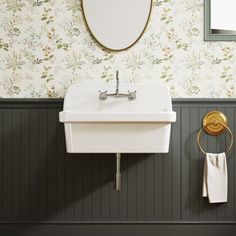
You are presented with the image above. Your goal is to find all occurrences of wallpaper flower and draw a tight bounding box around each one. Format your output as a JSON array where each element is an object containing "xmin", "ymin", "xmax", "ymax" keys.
[{"xmin": 0, "ymin": 0, "xmax": 236, "ymax": 98}]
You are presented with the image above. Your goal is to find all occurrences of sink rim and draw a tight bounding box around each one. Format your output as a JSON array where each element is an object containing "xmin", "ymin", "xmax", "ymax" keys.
[{"xmin": 59, "ymin": 111, "xmax": 176, "ymax": 123}]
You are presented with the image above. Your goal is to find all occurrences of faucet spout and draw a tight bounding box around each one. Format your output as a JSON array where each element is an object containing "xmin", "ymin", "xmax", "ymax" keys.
[{"xmin": 115, "ymin": 71, "xmax": 119, "ymax": 95}]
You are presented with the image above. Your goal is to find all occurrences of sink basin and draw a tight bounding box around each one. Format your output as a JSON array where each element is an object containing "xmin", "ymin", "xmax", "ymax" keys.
[{"xmin": 59, "ymin": 81, "xmax": 176, "ymax": 153}]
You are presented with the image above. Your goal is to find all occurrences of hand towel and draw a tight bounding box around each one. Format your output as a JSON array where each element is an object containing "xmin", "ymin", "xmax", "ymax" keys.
[{"xmin": 202, "ymin": 152, "xmax": 228, "ymax": 203}]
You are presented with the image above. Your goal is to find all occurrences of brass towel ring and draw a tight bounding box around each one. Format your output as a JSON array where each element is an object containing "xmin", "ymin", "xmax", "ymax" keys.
[{"xmin": 197, "ymin": 111, "xmax": 234, "ymax": 155}]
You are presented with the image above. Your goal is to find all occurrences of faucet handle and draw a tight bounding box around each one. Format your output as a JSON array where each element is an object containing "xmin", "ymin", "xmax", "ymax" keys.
[
  {"xmin": 128, "ymin": 90, "xmax": 137, "ymax": 101},
  {"xmin": 99, "ymin": 90, "xmax": 108, "ymax": 101}
]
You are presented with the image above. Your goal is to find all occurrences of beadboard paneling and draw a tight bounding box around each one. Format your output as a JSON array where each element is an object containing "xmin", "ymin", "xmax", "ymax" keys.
[{"xmin": 0, "ymin": 99, "xmax": 235, "ymax": 224}]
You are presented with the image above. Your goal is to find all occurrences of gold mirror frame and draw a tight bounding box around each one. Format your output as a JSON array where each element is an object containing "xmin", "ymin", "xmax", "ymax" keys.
[{"xmin": 81, "ymin": 0, "xmax": 153, "ymax": 52}]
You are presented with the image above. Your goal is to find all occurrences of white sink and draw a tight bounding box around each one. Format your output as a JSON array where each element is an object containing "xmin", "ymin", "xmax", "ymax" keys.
[{"xmin": 59, "ymin": 81, "xmax": 176, "ymax": 153}]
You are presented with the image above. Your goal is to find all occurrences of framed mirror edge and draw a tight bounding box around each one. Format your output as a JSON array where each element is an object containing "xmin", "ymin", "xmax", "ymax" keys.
[
  {"xmin": 81, "ymin": 0, "xmax": 153, "ymax": 52},
  {"xmin": 205, "ymin": 0, "xmax": 236, "ymax": 41}
]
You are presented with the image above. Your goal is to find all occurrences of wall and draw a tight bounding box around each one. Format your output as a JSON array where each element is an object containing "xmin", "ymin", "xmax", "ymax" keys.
[
  {"xmin": 1, "ymin": 0, "xmax": 236, "ymax": 98},
  {"xmin": 0, "ymin": 99, "xmax": 236, "ymax": 236}
]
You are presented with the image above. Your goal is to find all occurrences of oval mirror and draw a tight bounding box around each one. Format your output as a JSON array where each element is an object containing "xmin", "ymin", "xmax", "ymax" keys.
[{"xmin": 82, "ymin": 0, "xmax": 152, "ymax": 51}]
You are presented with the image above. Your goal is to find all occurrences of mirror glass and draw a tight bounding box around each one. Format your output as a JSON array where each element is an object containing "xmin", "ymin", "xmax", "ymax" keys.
[
  {"xmin": 205, "ymin": 0, "xmax": 236, "ymax": 40},
  {"xmin": 82, "ymin": 0, "xmax": 152, "ymax": 51}
]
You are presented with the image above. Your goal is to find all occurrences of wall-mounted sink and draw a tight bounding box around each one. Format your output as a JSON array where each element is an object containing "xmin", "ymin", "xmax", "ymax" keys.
[{"xmin": 59, "ymin": 81, "xmax": 176, "ymax": 153}]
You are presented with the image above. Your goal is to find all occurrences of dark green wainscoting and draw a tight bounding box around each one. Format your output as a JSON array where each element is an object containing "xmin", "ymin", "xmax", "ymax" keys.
[{"xmin": 0, "ymin": 99, "xmax": 236, "ymax": 236}]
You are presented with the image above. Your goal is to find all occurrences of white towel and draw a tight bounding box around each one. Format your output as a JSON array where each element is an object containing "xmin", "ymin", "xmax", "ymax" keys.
[{"xmin": 202, "ymin": 152, "xmax": 228, "ymax": 203}]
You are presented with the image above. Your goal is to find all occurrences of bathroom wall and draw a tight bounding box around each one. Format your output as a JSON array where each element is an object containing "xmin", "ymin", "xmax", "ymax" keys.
[
  {"xmin": 0, "ymin": 99, "xmax": 236, "ymax": 236},
  {"xmin": 1, "ymin": 0, "xmax": 236, "ymax": 98},
  {"xmin": 1, "ymin": 1, "xmax": 236, "ymax": 235}
]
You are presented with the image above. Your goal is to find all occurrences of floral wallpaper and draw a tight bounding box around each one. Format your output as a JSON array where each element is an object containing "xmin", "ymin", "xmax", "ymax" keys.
[{"xmin": 0, "ymin": 0, "xmax": 236, "ymax": 98}]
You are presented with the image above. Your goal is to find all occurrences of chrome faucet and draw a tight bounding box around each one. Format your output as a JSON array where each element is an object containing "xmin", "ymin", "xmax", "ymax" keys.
[{"xmin": 99, "ymin": 71, "xmax": 136, "ymax": 101}]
